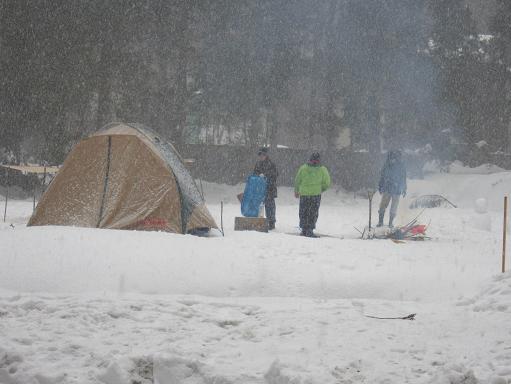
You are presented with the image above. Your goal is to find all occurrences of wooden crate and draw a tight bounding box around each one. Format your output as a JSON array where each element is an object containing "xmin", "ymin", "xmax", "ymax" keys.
[{"xmin": 234, "ymin": 217, "xmax": 268, "ymax": 232}]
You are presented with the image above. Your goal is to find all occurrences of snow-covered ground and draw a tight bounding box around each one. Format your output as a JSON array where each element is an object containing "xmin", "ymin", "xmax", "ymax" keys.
[{"xmin": 1, "ymin": 166, "xmax": 511, "ymax": 383}]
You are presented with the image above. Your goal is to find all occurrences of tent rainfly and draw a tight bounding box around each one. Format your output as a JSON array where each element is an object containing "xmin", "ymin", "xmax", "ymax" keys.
[{"xmin": 28, "ymin": 123, "xmax": 218, "ymax": 234}]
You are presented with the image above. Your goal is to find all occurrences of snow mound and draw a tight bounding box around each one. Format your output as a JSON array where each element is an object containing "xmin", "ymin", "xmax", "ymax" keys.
[
  {"xmin": 474, "ymin": 198, "xmax": 488, "ymax": 214},
  {"xmin": 423, "ymin": 160, "xmax": 506, "ymax": 176},
  {"xmin": 457, "ymin": 272, "xmax": 511, "ymax": 313},
  {"xmin": 97, "ymin": 356, "xmax": 232, "ymax": 384},
  {"xmin": 265, "ymin": 360, "xmax": 308, "ymax": 384},
  {"xmin": 472, "ymin": 272, "xmax": 511, "ymax": 313},
  {"xmin": 429, "ymin": 364, "xmax": 480, "ymax": 384}
]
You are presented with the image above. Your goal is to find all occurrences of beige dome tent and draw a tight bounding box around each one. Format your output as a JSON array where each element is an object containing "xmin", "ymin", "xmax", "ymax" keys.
[{"xmin": 28, "ymin": 123, "xmax": 218, "ymax": 234}]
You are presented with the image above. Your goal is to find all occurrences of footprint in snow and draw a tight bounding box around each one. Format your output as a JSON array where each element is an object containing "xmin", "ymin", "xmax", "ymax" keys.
[{"xmin": 332, "ymin": 361, "xmax": 366, "ymax": 383}]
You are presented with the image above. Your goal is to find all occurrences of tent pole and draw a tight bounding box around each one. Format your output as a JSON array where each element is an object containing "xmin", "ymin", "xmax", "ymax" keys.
[
  {"xmin": 199, "ymin": 178, "xmax": 204, "ymax": 200},
  {"xmin": 33, "ymin": 178, "xmax": 37, "ymax": 212}
]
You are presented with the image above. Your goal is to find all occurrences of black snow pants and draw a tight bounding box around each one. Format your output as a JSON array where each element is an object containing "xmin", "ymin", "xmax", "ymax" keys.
[
  {"xmin": 264, "ymin": 196, "xmax": 276, "ymax": 227},
  {"xmin": 299, "ymin": 195, "xmax": 322, "ymax": 231}
]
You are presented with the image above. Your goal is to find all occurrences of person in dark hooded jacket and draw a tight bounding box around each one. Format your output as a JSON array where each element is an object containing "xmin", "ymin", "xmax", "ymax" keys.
[
  {"xmin": 254, "ymin": 147, "xmax": 278, "ymax": 229},
  {"xmin": 377, "ymin": 150, "xmax": 407, "ymax": 228}
]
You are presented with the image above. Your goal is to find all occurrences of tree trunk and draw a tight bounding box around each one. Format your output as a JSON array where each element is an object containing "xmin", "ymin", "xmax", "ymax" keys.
[
  {"xmin": 173, "ymin": 0, "xmax": 190, "ymax": 147},
  {"xmin": 95, "ymin": 36, "xmax": 115, "ymax": 130},
  {"xmin": 268, "ymin": 108, "xmax": 279, "ymax": 148}
]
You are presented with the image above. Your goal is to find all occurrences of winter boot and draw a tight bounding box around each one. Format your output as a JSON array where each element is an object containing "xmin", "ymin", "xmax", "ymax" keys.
[
  {"xmin": 301, "ymin": 229, "xmax": 315, "ymax": 237},
  {"xmin": 377, "ymin": 211, "xmax": 384, "ymax": 227},
  {"xmin": 389, "ymin": 214, "xmax": 395, "ymax": 228}
]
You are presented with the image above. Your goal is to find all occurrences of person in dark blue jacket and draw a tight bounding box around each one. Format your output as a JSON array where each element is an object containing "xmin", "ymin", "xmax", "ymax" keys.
[
  {"xmin": 377, "ymin": 150, "xmax": 407, "ymax": 228},
  {"xmin": 254, "ymin": 147, "xmax": 278, "ymax": 230}
]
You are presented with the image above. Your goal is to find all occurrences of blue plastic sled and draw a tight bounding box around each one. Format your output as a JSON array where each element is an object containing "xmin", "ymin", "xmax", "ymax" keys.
[{"xmin": 241, "ymin": 174, "xmax": 267, "ymax": 217}]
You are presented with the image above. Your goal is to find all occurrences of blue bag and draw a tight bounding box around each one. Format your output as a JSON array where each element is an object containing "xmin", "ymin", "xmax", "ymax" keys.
[{"xmin": 241, "ymin": 174, "xmax": 267, "ymax": 217}]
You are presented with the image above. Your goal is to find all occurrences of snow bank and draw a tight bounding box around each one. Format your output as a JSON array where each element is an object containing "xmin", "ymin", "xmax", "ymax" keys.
[
  {"xmin": 0, "ymin": 172, "xmax": 507, "ymax": 301},
  {"xmin": 410, "ymin": 171, "xmax": 511, "ymax": 211},
  {"xmin": 0, "ymin": 215, "xmax": 500, "ymax": 302},
  {"xmin": 448, "ymin": 161, "xmax": 506, "ymax": 175}
]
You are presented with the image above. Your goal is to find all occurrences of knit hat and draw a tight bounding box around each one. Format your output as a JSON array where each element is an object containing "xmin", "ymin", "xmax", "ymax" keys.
[
  {"xmin": 388, "ymin": 150, "xmax": 402, "ymax": 161},
  {"xmin": 309, "ymin": 152, "xmax": 320, "ymax": 162},
  {"xmin": 258, "ymin": 147, "xmax": 269, "ymax": 156}
]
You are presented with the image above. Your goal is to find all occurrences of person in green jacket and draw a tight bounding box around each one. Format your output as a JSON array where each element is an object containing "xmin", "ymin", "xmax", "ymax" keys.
[{"xmin": 294, "ymin": 152, "xmax": 331, "ymax": 237}]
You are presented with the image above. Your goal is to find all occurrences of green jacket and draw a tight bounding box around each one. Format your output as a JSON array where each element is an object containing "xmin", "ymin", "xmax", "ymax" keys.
[{"xmin": 294, "ymin": 164, "xmax": 331, "ymax": 196}]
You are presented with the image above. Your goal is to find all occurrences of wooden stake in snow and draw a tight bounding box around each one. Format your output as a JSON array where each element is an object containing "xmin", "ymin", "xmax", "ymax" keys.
[
  {"xmin": 367, "ymin": 189, "xmax": 376, "ymax": 230},
  {"xmin": 220, "ymin": 201, "xmax": 225, "ymax": 237},
  {"xmin": 3, "ymin": 185, "xmax": 7, "ymax": 223},
  {"xmin": 503, "ymin": 196, "xmax": 508, "ymax": 273},
  {"xmin": 3, "ymin": 168, "xmax": 8, "ymax": 223}
]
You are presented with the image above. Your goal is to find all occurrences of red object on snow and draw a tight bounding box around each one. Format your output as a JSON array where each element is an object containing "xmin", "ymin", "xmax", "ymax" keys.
[{"xmin": 409, "ymin": 225, "xmax": 427, "ymax": 235}]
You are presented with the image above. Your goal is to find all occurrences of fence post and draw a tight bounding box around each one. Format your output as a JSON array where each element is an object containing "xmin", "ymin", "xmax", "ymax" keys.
[
  {"xmin": 220, "ymin": 201, "xmax": 224, "ymax": 237},
  {"xmin": 3, "ymin": 185, "xmax": 8, "ymax": 223},
  {"xmin": 503, "ymin": 196, "xmax": 508, "ymax": 273}
]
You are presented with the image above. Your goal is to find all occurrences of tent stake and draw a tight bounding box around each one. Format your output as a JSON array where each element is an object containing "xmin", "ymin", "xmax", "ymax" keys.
[{"xmin": 503, "ymin": 196, "xmax": 508, "ymax": 273}]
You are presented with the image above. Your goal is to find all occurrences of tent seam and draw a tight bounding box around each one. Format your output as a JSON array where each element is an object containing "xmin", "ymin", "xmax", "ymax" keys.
[{"xmin": 97, "ymin": 136, "xmax": 112, "ymax": 227}]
